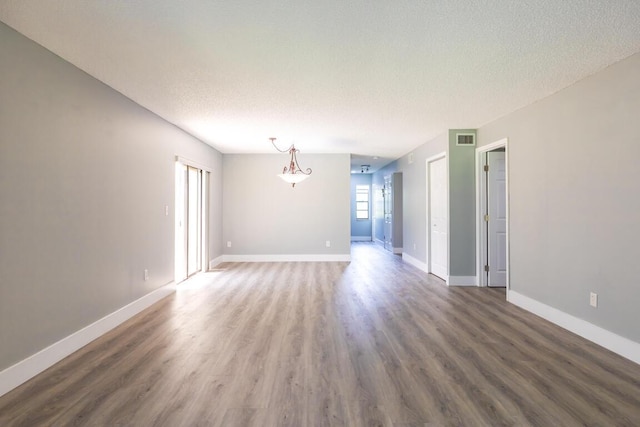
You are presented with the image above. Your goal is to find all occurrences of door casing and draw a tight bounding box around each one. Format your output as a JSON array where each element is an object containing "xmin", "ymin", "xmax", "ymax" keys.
[
  {"xmin": 475, "ymin": 138, "xmax": 510, "ymax": 290},
  {"xmin": 486, "ymin": 151, "xmax": 507, "ymax": 287}
]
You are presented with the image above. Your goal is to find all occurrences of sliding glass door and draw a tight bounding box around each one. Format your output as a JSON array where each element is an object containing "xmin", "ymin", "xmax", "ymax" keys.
[{"xmin": 175, "ymin": 161, "xmax": 208, "ymax": 283}]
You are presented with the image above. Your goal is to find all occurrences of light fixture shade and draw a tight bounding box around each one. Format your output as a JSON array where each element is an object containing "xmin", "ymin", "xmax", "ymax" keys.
[
  {"xmin": 277, "ymin": 173, "xmax": 310, "ymax": 185},
  {"xmin": 270, "ymin": 138, "xmax": 312, "ymax": 187}
]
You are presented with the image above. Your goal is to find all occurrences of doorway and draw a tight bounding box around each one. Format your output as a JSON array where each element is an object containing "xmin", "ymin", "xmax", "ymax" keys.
[
  {"xmin": 175, "ymin": 159, "xmax": 209, "ymax": 283},
  {"xmin": 476, "ymin": 139, "xmax": 509, "ymax": 288},
  {"xmin": 383, "ymin": 175, "xmax": 392, "ymax": 251},
  {"xmin": 381, "ymin": 173, "xmax": 403, "ymax": 254},
  {"xmin": 426, "ymin": 153, "xmax": 448, "ymax": 282}
]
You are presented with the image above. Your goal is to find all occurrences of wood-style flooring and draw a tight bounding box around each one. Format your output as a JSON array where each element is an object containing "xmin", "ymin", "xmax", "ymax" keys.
[{"xmin": 1, "ymin": 242, "xmax": 640, "ymax": 426}]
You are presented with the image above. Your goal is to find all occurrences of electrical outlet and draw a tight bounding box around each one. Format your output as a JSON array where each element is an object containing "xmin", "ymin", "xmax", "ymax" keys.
[
  {"xmin": 590, "ymin": 292, "xmax": 598, "ymax": 308},
  {"xmin": 144, "ymin": 269, "xmax": 149, "ymax": 281},
  {"xmin": 227, "ymin": 241, "xmax": 232, "ymax": 248},
  {"xmin": 326, "ymin": 240, "xmax": 331, "ymax": 248}
]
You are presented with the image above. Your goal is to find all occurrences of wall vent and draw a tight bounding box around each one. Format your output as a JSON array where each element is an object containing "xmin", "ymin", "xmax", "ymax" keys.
[{"xmin": 456, "ymin": 133, "xmax": 475, "ymax": 146}]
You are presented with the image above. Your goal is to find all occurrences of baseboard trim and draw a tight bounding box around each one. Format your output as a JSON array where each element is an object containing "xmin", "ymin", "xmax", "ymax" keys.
[
  {"xmin": 508, "ymin": 290, "xmax": 640, "ymax": 365},
  {"xmin": 350, "ymin": 236, "xmax": 372, "ymax": 242},
  {"xmin": 208, "ymin": 255, "xmax": 224, "ymax": 270},
  {"xmin": 448, "ymin": 275, "xmax": 478, "ymax": 286},
  {"xmin": 402, "ymin": 253, "xmax": 429, "ymax": 273},
  {"xmin": 392, "ymin": 247, "xmax": 403, "ymax": 255},
  {"xmin": 222, "ymin": 254, "xmax": 351, "ymax": 262},
  {"xmin": 374, "ymin": 238, "xmax": 384, "ymax": 246},
  {"xmin": 0, "ymin": 282, "xmax": 176, "ymax": 398}
]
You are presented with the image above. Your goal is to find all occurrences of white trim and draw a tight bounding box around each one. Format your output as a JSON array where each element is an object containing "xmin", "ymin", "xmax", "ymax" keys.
[
  {"xmin": 175, "ymin": 155, "xmax": 213, "ymax": 172},
  {"xmin": 208, "ymin": 255, "xmax": 224, "ymax": 270},
  {"xmin": 478, "ymin": 138, "xmax": 509, "ymax": 152},
  {"xmin": 351, "ymin": 236, "xmax": 373, "ymax": 242},
  {"xmin": 0, "ymin": 282, "xmax": 176, "ymax": 398},
  {"xmin": 402, "ymin": 253, "xmax": 429, "ymax": 273},
  {"xmin": 222, "ymin": 254, "xmax": 351, "ymax": 262},
  {"xmin": 475, "ymin": 138, "xmax": 509, "ymax": 289},
  {"xmin": 392, "ymin": 247, "xmax": 403, "ymax": 254},
  {"xmin": 374, "ymin": 238, "xmax": 385, "ymax": 246},
  {"xmin": 448, "ymin": 276, "xmax": 478, "ymax": 286},
  {"xmin": 475, "ymin": 148, "xmax": 486, "ymax": 286},
  {"xmin": 508, "ymin": 290, "xmax": 640, "ymax": 366},
  {"xmin": 424, "ymin": 152, "xmax": 447, "ymax": 162}
]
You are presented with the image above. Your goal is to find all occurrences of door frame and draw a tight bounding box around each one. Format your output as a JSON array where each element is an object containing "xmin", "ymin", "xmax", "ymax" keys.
[
  {"xmin": 426, "ymin": 152, "xmax": 448, "ymax": 283},
  {"xmin": 475, "ymin": 138, "xmax": 509, "ymax": 290}
]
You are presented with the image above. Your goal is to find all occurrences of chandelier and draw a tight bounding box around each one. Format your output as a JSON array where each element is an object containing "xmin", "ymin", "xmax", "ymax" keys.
[{"xmin": 270, "ymin": 138, "xmax": 312, "ymax": 187}]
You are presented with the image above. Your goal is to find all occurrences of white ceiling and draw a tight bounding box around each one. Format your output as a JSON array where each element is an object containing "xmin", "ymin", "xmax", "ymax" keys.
[{"xmin": 2, "ymin": 1, "xmax": 640, "ymax": 170}]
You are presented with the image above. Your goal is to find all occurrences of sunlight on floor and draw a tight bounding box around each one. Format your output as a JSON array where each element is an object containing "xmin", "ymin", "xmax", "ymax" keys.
[{"xmin": 176, "ymin": 271, "xmax": 222, "ymax": 291}]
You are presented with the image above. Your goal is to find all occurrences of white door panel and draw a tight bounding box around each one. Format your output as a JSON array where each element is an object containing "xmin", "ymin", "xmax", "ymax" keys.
[
  {"xmin": 429, "ymin": 157, "xmax": 448, "ymax": 281},
  {"xmin": 488, "ymin": 151, "xmax": 506, "ymax": 287}
]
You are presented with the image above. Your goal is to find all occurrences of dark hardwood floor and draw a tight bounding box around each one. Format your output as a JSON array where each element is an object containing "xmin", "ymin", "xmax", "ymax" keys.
[{"xmin": 1, "ymin": 242, "xmax": 639, "ymax": 426}]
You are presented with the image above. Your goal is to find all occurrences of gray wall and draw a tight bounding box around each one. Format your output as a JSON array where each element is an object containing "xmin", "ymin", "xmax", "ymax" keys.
[
  {"xmin": 0, "ymin": 22, "xmax": 223, "ymax": 371},
  {"xmin": 222, "ymin": 153, "xmax": 350, "ymax": 256},
  {"xmin": 448, "ymin": 129, "xmax": 477, "ymax": 277},
  {"xmin": 397, "ymin": 130, "xmax": 477, "ymax": 278},
  {"xmin": 478, "ymin": 51, "xmax": 640, "ymax": 343},
  {"xmin": 350, "ymin": 173, "xmax": 372, "ymax": 239},
  {"xmin": 395, "ymin": 135, "xmax": 448, "ymax": 261},
  {"xmin": 397, "ymin": 52, "xmax": 640, "ymax": 345}
]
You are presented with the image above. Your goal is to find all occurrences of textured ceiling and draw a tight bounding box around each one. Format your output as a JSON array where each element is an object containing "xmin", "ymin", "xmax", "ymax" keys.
[{"xmin": 2, "ymin": 1, "xmax": 640, "ymax": 169}]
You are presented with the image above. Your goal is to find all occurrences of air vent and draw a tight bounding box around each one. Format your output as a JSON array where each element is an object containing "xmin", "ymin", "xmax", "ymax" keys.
[{"xmin": 456, "ymin": 133, "xmax": 475, "ymax": 146}]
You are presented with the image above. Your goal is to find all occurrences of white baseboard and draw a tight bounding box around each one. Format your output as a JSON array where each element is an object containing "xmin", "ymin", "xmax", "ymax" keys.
[
  {"xmin": 402, "ymin": 253, "xmax": 429, "ymax": 273},
  {"xmin": 0, "ymin": 282, "xmax": 176, "ymax": 398},
  {"xmin": 208, "ymin": 255, "xmax": 224, "ymax": 270},
  {"xmin": 222, "ymin": 254, "xmax": 351, "ymax": 262},
  {"xmin": 350, "ymin": 236, "xmax": 372, "ymax": 242},
  {"xmin": 448, "ymin": 276, "xmax": 478, "ymax": 286},
  {"xmin": 508, "ymin": 290, "xmax": 640, "ymax": 366},
  {"xmin": 392, "ymin": 247, "xmax": 403, "ymax": 254},
  {"xmin": 375, "ymin": 238, "xmax": 384, "ymax": 246}
]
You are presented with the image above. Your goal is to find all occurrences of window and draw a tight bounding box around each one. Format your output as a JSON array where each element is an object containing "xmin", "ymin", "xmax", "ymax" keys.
[{"xmin": 355, "ymin": 185, "xmax": 370, "ymax": 220}]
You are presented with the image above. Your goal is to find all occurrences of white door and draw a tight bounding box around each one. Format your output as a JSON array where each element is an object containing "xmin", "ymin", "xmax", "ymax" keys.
[
  {"xmin": 429, "ymin": 157, "xmax": 448, "ymax": 280},
  {"xmin": 488, "ymin": 151, "xmax": 507, "ymax": 287}
]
